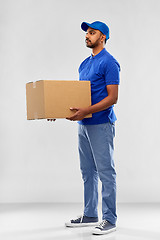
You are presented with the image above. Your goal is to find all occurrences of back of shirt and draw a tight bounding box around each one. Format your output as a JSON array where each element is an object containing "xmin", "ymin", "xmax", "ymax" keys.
[{"xmin": 78, "ymin": 48, "xmax": 120, "ymax": 125}]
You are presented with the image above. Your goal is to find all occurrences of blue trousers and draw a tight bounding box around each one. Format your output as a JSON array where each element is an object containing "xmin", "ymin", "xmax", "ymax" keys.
[{"xmin": 78, "ymin": 122, "xmax": 117, "ymax": 225}]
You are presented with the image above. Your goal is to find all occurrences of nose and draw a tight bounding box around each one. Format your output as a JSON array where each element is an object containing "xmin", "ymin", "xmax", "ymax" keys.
[{"xmin": 85, "ymin": 32, "xmax": 89, "ymax": 39}]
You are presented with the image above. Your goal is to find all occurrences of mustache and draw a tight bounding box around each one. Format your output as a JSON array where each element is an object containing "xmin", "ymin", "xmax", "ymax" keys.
[{"xmin": 86, "ymin": 38, "xmax": 91, "ymax": 43}]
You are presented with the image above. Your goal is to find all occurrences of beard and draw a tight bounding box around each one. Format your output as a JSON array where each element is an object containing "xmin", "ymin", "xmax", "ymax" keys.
[{"xmin": 86, "ymin": 37, "xmax": 100, "ymax": 48}]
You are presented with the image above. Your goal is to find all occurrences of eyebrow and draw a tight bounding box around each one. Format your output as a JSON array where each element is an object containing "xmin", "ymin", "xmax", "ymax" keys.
[{"xmin": 87, "ymin": 29, "xmax": 96, "ymax": 33}]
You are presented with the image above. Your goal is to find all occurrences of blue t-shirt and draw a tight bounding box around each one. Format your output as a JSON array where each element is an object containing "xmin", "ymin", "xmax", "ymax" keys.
[{"xmin": 78, "ymin": 48, "xmax": 120, "ymax": 125}]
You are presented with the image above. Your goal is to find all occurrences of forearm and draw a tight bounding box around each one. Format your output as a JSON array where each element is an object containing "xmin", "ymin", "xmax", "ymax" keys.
[{"xmin": 85, "ymin": 95, "xmax": 118, "ymax": 115}]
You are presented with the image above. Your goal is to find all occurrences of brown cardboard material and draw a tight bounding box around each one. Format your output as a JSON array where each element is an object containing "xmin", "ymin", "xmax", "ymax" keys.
[{"xmin": 26, "ymin": 80, "xmax": 92, "ymax": 120}]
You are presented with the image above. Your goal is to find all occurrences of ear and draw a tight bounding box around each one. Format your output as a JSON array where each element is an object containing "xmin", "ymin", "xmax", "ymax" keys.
[{"xmin": 100, "ymin": 34, "xmax": 106, "ymax": 43}]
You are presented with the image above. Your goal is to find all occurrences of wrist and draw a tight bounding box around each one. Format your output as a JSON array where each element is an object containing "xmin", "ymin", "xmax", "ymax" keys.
[{"xmin": 84, "ymin": 106, "xmax": 92, "ymax": 115}]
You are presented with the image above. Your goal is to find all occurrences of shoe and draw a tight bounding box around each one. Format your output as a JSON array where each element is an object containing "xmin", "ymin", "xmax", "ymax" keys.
[
  {"xmin": 92, "ymin": 219, "xmax": 116, "ymax": 235},
  {"xmin": 65, "ymin": 215, "xmax": 99, "ymax": 227}
]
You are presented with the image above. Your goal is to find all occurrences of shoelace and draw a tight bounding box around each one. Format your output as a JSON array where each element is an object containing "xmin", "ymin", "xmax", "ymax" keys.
[
  {"xmin": 72, "ymin": 215, "xmax": 83, "ymax": 223},
  {"xmin": 98, "ymin": 219, "xmax": 108, "ymax": 229}
]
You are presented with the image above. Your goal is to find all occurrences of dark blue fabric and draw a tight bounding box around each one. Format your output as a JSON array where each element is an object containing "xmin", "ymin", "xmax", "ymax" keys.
[
  {"xmin": 71, "ymin": 215, "xmax": 98, "ymax": 223},
  {"xmin": 78, "ymin": 48, "xmax": 120, "ymax": 125}
]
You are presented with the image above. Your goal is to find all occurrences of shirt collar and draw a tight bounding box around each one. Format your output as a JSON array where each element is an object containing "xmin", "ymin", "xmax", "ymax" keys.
[{"xmin": 90, "ymin": 48, "xmax": 106, "ymax": 60}]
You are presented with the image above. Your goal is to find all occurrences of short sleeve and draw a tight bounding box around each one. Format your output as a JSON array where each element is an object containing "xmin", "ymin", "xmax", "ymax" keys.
[{"xmin": 104, "ymin": 60, "xmax": 120, "ymax": 85}]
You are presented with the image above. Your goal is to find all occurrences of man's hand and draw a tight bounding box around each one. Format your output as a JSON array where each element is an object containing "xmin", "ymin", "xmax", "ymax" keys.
[
  {"xmin": 47, "ymin": 119, "xmax": 56, "ymax": 122},
  {"xmin": 66, "ymin": 107, "xmax": 89, "ymax": 121}
]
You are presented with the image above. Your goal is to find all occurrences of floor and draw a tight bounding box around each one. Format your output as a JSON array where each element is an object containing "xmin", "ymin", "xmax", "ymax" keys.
[{"xmin": 0, "ymin": 203, "xmax": 160, "ymax": 240}]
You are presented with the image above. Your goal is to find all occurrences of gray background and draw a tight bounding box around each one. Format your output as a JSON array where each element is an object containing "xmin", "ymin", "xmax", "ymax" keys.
[{"xmin": 0, "ymin": 0, "xmax": 160, "ymax": 203}]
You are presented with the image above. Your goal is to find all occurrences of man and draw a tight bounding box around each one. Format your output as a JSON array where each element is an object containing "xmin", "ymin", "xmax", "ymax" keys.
[{"xmin": 65, "ymin": 21, "xmax": 120, "ymax": 235}]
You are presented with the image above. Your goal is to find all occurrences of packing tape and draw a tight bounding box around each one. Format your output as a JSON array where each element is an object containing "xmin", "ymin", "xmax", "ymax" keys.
[{"xmin": 33, "ymin": 82, "xmax": 36, "ymax": 88}]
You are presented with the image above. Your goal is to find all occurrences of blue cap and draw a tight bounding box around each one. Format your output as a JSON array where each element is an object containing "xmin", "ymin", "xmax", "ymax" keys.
[{"xmin": 81, "ymin": 21, "xmax": 109, "ymax": 40}]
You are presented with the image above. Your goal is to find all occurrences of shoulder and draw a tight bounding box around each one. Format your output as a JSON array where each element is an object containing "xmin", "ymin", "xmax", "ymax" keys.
[
  {"xmin": 78, "ymin": 56, "xmax": 90, "ymax": 72},
  {"xmin": 102, "ymin": 49, "xmax": 120, "ymax": 72}
]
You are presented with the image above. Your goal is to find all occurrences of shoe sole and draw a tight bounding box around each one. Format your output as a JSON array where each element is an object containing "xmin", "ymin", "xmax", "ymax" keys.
[
  {"xmin": 92, "ymin": 227, "xmax": 116, "ymax": 235},
  {"xmin": 65, "ymin": 222, "xmax": 99, "ymax": 228}
]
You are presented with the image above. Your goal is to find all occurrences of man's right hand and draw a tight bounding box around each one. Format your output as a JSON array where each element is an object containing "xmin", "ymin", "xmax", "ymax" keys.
[{"xmin": 47, "ymin": 119, "xmax": 56, "ymax": 122}]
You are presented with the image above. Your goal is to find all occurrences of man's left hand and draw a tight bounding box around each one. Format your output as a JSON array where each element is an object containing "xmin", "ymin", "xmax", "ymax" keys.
[{"xmin": 66, "ymin": 107, "xmax": 89, "ymax": 121}]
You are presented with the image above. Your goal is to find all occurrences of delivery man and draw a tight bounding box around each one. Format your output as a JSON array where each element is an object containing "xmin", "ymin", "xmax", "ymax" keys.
[{"xmin": 48, "ymin": 21, "xmax": 120, "ymax": 235}]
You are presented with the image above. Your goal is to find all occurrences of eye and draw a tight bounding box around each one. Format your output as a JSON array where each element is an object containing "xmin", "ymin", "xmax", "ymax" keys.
[
  {"xmin": 86, "ymin": 31, "xmax": 95, "ymax": 35},
  {"xmin": 90, "ymin": 31, "xmax": 96, "ymax": 35}
]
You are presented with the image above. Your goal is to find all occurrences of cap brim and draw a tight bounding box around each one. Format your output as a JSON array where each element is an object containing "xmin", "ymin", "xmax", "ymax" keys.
[{"xmin": 81, "ymin": 22, "xmax": 91, "ymax": 31}]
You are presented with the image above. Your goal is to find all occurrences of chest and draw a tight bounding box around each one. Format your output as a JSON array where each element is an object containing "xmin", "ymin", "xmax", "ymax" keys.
[{"xmin": 79, "ymin": 59, "xmax": 105, "ymax": 82}]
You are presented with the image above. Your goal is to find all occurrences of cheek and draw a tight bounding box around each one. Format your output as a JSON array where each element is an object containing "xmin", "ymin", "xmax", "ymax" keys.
[
  {"xmin": 91, "ymin": 36, "xmax": 97, "ymax": 42},
  {"xmin": 93, "ymin": 37, "xmax": 100, "ymax": 43}
]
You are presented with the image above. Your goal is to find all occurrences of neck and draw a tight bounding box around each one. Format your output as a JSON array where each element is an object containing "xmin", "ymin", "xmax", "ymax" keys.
[{"xmin": 92, "ymin": 45, "xmax": 104, "ymax": 56}]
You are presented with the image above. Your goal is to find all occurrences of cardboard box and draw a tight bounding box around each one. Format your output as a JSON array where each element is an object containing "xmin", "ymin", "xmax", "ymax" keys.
[{"xmin": 26, "ymin": 80, "xmax": 92, "ymax": 120}]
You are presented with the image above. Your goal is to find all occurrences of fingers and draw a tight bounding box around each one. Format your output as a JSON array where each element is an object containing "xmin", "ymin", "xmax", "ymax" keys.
[
  {"xmin": 66, "ymin": 107, "xmax": 79, "ymax": 121},
  {"xmin": 66, "ymin": 116, "xmax": 76, "ymax": 121},
  {"xmin": 66, "ymin": 113, "xmax": 78, "ymax": 121},
  {"xmin": 47, "ymin": 119, "xmax": 56, "ymax": 121},
  {"xmin": 47, "ymin": 108, "xmax": 79, "ymax": 121},
  {"xmin": 70, "ymin": 107, "xmax": 79, "ymax": 111}
]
